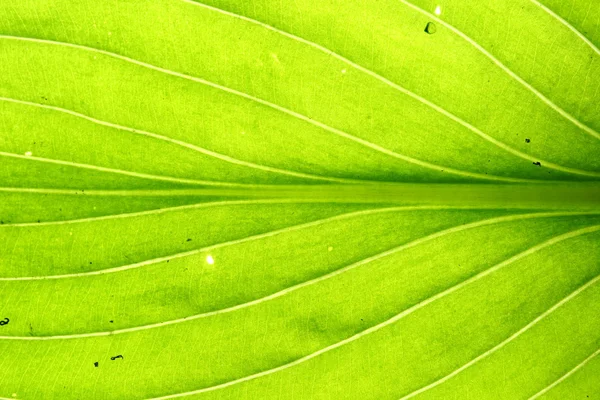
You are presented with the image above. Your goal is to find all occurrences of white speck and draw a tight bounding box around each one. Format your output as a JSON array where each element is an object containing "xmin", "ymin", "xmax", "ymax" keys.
[
  {"xmin": 69, "ymin": 232, "xmax": 73, "ymax": 236},
  {"xmin": 12, "ymin": 393, "xmax": 16, "ymax": 398},
  {"xmin": 241, "ymin": 131, "xmax": 246, "ymax": 135},
  {"xmin": 93, "ymin": 206, "xmax": 97, "ymax": 210},
  {"xmin": 341, "ymin": 69, "xmax": 347, "ymax": 74},
  {"xmin": 270, "ymin": 53, "xmax": 280, "ymax": 63},
  {"xmin": 108, "ymin": 32, "xmax": 112, "ymax": 36},
  {"xmin": 328, "ymin": 246, "xmax": 333, "ymax": 252},
  {"xmin": 24, "ymin": 151, "xmax": 32, "ymax": 157},
  {"xmin": 434, "ymin": 5, "xmax": 442, "ymax": 15},
  {"xmin": 206, "ymin": 255, "xmax": 215, "ymax": 265}
]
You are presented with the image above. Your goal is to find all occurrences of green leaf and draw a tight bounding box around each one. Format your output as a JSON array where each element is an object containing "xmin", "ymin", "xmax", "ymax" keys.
[{"xmin": 0, "ymin": 0, "xmax": 599, "ymax": 399}]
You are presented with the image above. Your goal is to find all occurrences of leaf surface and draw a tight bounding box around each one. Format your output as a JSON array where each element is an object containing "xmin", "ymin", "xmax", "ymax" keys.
[{"xmin": 0, "ymin": 0, "xmax": 599, "ymax": 399}]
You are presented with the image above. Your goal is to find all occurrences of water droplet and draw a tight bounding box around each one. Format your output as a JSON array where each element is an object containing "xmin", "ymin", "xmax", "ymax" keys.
[
  {"xmin": 425, "ymin": 22, "xmax": 437, "ymax": 34},
  {"xmin": 206, "ymin": 255, "xmax": 215, "ymax": 265},
  {"xmin": 24, "ymin": 151, "xmax": 32, "ymax": 157},
  {"xmin": 434, "ymin": 5, "xmax": 442, "ymax": 15}
]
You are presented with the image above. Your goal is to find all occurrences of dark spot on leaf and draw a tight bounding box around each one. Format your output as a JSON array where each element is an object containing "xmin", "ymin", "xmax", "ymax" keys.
[
  {"xmin": 424, "ymin": 22, "xmax": 437, "ymax": 34},
  {"xmin": 94, "ymin": 362, "xmax": 99, "ymax": 367},
  {"xmin": 110, "ymin": 355, "xmax": 123, "ymax": 360},
  {"xmin": 525, "ymin": 138, "xmax": 530, "ymax": 143},
  {"xmin": 109, "ymin": 320, "xmax": 113, "ymax": 323},
  {"xmin": 0, "ymin": 318, "xmax": 9, "ymax": 326},
  {"xmin": 186, "ymin": 238, "xmax": 192, "ymax": 242},
  {"xmin": 533, "ymin": 161, "xmax": 541, "ymax": 166}
]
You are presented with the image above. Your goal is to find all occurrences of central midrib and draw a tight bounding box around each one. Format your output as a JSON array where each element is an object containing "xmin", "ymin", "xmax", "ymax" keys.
[{"xmin": 3, "ymin": 183, "xmax": 599, "ymax": 209}]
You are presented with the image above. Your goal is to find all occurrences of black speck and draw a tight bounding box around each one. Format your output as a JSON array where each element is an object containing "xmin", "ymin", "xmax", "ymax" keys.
[
  {"xmin": 94, "ymin": 362, "xmax": 99, "ymax": 367},
  {"xmin": 533, "ymin": 161, "xmax": 541, "ymax": 167},
  {"xmin": 0, "ymin": 317, "xmax": 9, "ymax": 326},
  {"xmin": 424, "ymin": 22, "xmax": 437, "ymax": 34},
  {"xmin": 525, "ymin": 138, "xmax": 530, "ymax": 143},
  {"xmin": 109, "ymin": 320, "xmax": 113, "ymax": 323},
  {"xmin": 110, "ymin": 355, "xmax": 123, "ymax": 361},
  {"xmin": 89, "ymin": 262, "xmax": 92, "ymax": 264},
  {"xmin": 186, "ymin": 238, "xmax": 192, "ymax": 242}
]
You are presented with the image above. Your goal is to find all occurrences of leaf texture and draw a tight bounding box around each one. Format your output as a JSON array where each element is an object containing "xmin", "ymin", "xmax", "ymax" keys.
[{"xmin": 0, "ymin": 0, "xmax": 599, "ymax": 399}]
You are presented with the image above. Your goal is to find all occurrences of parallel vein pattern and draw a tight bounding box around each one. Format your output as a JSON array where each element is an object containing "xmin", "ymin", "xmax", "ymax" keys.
[
  {"xmin": 0, "ymin": 0, "xmax": 599, "ymax": 399},
  {"xmin": 147, "ymin": 224, "xmax": 600, "ymax": 399}
]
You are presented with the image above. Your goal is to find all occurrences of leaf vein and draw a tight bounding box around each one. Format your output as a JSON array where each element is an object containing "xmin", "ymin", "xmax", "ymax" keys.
[
  {"xmin": 178, "ymin": 1, "xmax": 600, "ymax": 175},
  {"xmin": 0, "ymin": 151, "xmax": 236, "ymax": 187},
  {"xmin": 398, "ymin": 0, "xmax": 600, "ymax": 140},
  {"xmin": 528, "ymin": 347, "xmax": 600, "ymax": 400},
  {"xmin": 0, "ymin": 35, "xmax": 583, "ymax": 182},
  {"xmin": 0, "ymin": 97, "xmax": 361, "ymax": 185},
  {"xmin": 1, "ymin": 212, "xmax": 596, "ymax": 340},
  {"xmin": 528, "ymin": 0, "xmax": 600, "ymax": 56},
  {"xmin": 0, "ymin": 205, "xmax": 458, "ymax": 282},
  {"xmin": 143, "ymin": 223, "xmax": 600, "ymax": 399},
  {"xmin": 399, "ymin": 274, "xmax": 600, "ymax": 399}
]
